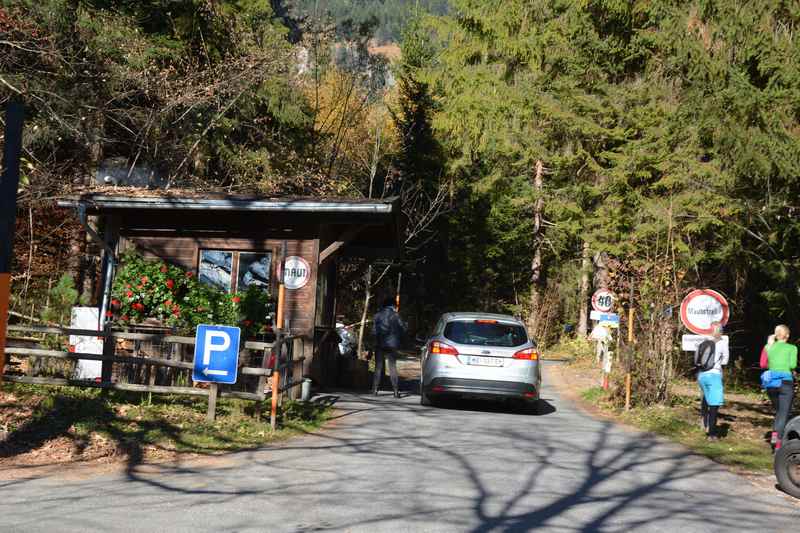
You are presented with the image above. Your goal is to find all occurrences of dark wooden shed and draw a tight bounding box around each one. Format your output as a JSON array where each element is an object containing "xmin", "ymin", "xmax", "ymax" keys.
[{"xmin": 58, "ymin": 192, "xmax": 402, "ymax": 387}]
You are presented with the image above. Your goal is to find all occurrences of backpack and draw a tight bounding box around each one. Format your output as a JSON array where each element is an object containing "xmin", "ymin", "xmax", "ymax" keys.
[{"xmin": 694, "ymin": 339, "xmax": 717, "ymax": 372}]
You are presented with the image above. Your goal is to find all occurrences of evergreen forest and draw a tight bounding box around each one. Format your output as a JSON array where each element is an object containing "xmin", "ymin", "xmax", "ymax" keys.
[{"xmin": 2, "ymin": 0, "xmax": 800, "ymax": 405}]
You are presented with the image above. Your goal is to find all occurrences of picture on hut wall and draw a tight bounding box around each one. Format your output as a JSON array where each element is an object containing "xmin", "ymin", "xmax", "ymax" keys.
[
  {"xmin": 238, "ymin": 252, "xmax": 271, "ymax": 291},
  {"xmin": 199, "ymin": 250, "xmax": 233, "ymax": 292}
]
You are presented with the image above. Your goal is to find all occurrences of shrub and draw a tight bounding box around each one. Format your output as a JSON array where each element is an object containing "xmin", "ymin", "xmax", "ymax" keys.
[{"xmin": 110, "ymin": 250, "xmax": 274, "ymax": 335}]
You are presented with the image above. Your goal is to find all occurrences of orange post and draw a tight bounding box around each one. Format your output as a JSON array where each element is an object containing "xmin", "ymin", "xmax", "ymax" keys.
[
  {"xmin": 270, "ymin": 370, "xmax": 280, "ymax": 430},
  {"xmin": 0, "ymin": 273, "xmax": 9, "ymax": 383},
  {"xmin": 1, "ymin": 103, "xmax": 25, "ymax": 385},
  {"xmin": 276, "ymin": 283, "xmax": 286, "ymax": 331}
]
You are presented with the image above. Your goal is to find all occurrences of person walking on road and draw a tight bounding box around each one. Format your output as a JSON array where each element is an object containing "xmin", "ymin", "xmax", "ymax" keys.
[
  {"xmin": 760, "ymin": 324, "xmax": 797, "ymax": 451},
  {"xmin": 695, "ymin": 321, "xmax": 729, "ymax": 440},
  {"xmin": 372, "ymin": 297, "xmax": 407, "ymax": 398}
]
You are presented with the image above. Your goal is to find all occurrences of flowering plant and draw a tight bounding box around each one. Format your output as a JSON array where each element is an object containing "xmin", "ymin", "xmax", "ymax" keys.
[{"xmin": 110, "ymin": 250, "xmax": 274, "ymax": 336}]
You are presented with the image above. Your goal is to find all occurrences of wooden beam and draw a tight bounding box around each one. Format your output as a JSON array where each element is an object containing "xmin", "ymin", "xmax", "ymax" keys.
[{"xmin": 318, "ymin": 226, "xmax": 363, "ymax": 266}]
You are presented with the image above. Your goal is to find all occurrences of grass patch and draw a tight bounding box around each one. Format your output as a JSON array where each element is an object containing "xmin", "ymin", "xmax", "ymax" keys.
[
  {"xmin": 617, "ymin": 402, "xmax": 774, "ymax": 473},
  {"xmin": 545, "ymin": 337, "xmax": 594, "ymax": 362},
  {"xmin": 0, "ymin": 383, "xmax": 330, "ymax": 464},
  {"xmin": 581, "ymin": 386, "xmax": 607, "ymax": 404}
]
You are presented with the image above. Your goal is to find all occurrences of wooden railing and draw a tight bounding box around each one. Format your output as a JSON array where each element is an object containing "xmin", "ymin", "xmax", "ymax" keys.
[{"xmin": 2, "ymin": 324, "xmax": 305, "ymax": 425}]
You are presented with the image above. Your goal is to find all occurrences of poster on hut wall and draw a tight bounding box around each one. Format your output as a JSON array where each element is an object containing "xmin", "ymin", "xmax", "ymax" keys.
[
  {"xmin": 199, "ymin": 250, "xmax": 233, "ymax": 292},
  {"xmin": 69, "ymin": 307, "xmax": 103, "ymax": 380},
  {"xmin": 238, "ymin": 252, "xmax": 271, "ymax": 290}
]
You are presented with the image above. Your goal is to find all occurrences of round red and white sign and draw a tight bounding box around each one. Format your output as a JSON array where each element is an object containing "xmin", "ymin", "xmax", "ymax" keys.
[
  {"xmin": 283, "ymin": 256, "xmax": 310, "ymax": 290},
  {"xmin": 591, "ymin": 289, "xmax": 615, "ymax": 313},
  {"xmin": 680, "ymin": 289, "xmax": 729, "ymax": 335}
]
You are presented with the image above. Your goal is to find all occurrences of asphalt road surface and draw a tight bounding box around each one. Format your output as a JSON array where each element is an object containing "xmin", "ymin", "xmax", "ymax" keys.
[{"xmin": 3, "ymin": 361, "xmax": 799, "ymax": 532}]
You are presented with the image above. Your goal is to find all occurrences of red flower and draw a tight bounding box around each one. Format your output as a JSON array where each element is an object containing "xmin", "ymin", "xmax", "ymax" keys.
[
  {"xmin": 140, "ymin": 275, "xmax": 149, "ymax": 284},
  {"xmin": 121, "ymin": 315, "xmax": 129, "ymax": 321},
  {"xmin": 111, "ymin": 299, "xmax": 120, "ymax": 306},
  {"xmin": 166, "ymin": 279, "xmax": 175, "ymax": 289},
  {"xmin": 232, "ymin": 296, "xmax": 241, "ymax": 303},
  {"xmin": 126, "ymin": 284, "xmax": 131, "ymax": 289},
  {"xmin": 160, "ymin": 265, "xmax": 168, "ymax": 273},
  {"xmin": 132, "ymin": 303, "xmax": 144, "ymax": 312},
  {"xmin": 171, "ymin": 305, "xmax": 181, "ymax": 316},
  {"xmin": 243, "ymin": 319, "xmax": 253, "ymax": 327},
  {"xmin": 186, "ymin": 271, "xmax": 194, "ymax": 278},
  {"xmin": 126, "ymin": 290, "xmax": 134, "ymax": 298},
  {"xmin": 105, "ymin": 311, "xmax": 114, "ymax": 318}
]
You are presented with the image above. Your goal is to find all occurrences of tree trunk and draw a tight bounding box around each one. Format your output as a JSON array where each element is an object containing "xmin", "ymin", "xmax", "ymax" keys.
[
  {"xmin": 593, "ymin": 251, "xmax": 610, "ymax": 289},
  {"xmin": 529, "ymin": 159, "xmax": 544, "ymax": 334},
  {"xmin": 577, "ymin": 241, "xmax": 590, "ymax": 336},
  {"xmin": 356, "ymin": 265, "xmax": 373, "ymax": 358}
]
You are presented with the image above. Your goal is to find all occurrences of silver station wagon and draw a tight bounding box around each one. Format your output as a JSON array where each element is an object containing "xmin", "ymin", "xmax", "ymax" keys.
[{"xmin": 420, "ymin": 312, "xmax": 541, "ymax": 409}]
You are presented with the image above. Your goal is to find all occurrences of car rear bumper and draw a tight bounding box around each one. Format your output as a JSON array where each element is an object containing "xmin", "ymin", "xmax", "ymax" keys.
[{"xmin": 425, "ymin": 377, "xmax": 538, "ymax": 401}]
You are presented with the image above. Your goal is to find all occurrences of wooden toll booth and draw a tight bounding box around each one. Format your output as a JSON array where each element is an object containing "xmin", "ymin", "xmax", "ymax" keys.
[{"xmin": 58, "ymin": 193, "xmax": 402, "ymax": 389}]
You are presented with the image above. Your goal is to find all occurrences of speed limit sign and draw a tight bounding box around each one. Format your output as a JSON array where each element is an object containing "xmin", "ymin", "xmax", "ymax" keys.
[{"xmin": 592, "ymin": 289, "xmax": 615, "ymax": 313}]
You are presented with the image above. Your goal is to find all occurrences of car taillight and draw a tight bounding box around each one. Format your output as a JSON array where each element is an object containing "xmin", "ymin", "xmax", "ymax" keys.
[
  {"xmin": 430, "ymin": 341, "xmax": 459, "ymax": 356},
  {"xmin": 513, "ymin": 348, "xmax": 539, "ymax": 360}
]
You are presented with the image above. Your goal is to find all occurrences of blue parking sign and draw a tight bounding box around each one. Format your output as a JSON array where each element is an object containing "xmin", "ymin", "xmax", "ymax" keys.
[{"xmin": 193, "ymin": 324, "xmax": 240, "ymax": 384}]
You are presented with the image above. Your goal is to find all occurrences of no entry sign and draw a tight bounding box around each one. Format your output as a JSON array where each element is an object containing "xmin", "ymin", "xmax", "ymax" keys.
[
  {"xmin": 680, "ymin": 289, "xmax": 729, "ymax": 335},
  {"xmin": 591, "ymin": 289, "xmax": 615, "ymax": 313}
]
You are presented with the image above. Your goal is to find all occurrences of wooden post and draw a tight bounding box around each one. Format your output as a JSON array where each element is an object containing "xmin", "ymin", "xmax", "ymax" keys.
[
  {"xmin": 395, "ymin": 272, "xmax": 402, "ymax": 310},
  {"xmin": 624, "ymin": 372, "xmax": 632, "ymax": 410},
  {"xmin": 101, "ymin": 325, "xmax": 114, "ymax": 384},
  {"xmin": 0, "ymin": 102, "xmax": 24, "ymax": 385},
  {"xmin": 206, "ymin": 383, "xmax": 218, "ymax": 422},
  {"xmin": 625, "ymin": 280, "xmax": 634, "ymax": 410},
  {"xmin": 270, "ymin": 370, "xmax": 280, "ymax": 430},
  {"xmin": 577, "ymin": 241, "xmax": 591, "ymax": 337}
]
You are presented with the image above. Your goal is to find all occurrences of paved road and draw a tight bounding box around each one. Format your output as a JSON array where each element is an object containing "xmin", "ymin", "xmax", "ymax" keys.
[{"xmin": 2, "ymin": 361, "xmax": 799, "ymax": 532}]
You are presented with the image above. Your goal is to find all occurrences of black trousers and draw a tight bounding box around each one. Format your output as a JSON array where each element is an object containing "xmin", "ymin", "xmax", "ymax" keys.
[
  {"xmin": 373, "ymin": 347, "xmax": 399, "ymax": 393},
  {"xmin": 768, "ymin": 381, "xmax": 794, "ymax": 437},
  {"xmin": 700, "ymin": 397, "xmax": 719, "ymax": 437}
]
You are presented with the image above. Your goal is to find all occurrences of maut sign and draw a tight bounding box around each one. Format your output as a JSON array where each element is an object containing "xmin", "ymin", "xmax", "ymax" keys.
[
  {"xmin": 284, "ymin": 256, "xmax": 310, "ymax": 290},
  {"xmin": 679, "ymin": 289, "xmax": 729, "ymax": 335}
]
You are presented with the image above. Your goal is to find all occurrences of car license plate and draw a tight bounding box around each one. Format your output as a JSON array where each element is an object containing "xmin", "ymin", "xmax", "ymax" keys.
[{"xmin": 467, "ymin": 356, "xmax": 504, "ymax": 367}]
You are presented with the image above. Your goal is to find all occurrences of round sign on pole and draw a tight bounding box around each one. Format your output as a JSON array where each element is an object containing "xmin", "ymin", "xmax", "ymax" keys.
[
  {"xmin": 680, "ymin": 289, "xmax": 729, "ymax": 335},
  {"xmin": 283, "ymin": 256, "xmax": 310, "ymax": 290},
  {"xmin": 591, "ymin": 289, "xmax": 615, "ymax": 313}
]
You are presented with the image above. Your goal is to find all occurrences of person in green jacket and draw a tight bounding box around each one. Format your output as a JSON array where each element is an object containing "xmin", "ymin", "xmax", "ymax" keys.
[{"xmin": 764, "ymin": 325, "xmax": 798, "ymax": 450}]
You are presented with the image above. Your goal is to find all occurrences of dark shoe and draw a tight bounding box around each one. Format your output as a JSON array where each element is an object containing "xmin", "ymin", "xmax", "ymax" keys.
[
  {"xmin": 393, "ymin": 390, "xmax": 400, "ymax": 399},
  {"xmin": 707, "ymin": 435, "xmax": 721, "ymax": 441},
  {"xmin": 372, "ymin": 389, "xmax": 379, "ymax": 396}
]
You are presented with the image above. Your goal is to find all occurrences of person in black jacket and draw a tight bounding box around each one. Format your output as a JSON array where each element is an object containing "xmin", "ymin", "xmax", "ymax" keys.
[{"xmin": 372, "ymin": 297, "xmax": 407, "ymax": 397}]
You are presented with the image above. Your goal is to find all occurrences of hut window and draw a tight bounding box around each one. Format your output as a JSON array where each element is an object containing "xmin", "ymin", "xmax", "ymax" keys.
[
  {"xmin": 198, "ymin": 249, "xmax": 272, "ymax": 294},
  {"xmin": 199, "ymin": 250, "xmax": 233, "ymax": 292},
  {"xmin": 238, "ymin": 252, "xmax": 272, "ymax": 290}
]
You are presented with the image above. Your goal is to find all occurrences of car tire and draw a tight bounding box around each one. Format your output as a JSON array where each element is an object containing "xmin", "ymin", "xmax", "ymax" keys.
[
  {"xmin": 420, "ymin": 388, "xmax": 434, "ymax": 407},
  {"xmin": 775, "ymin": 438, "xmax": 800, "ymax": 499}
]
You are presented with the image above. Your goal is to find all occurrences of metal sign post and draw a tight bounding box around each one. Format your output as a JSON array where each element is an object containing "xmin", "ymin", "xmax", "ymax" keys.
[{"xmin": 0, "ymin": 102, "xmax": 24, "ymax": 384}]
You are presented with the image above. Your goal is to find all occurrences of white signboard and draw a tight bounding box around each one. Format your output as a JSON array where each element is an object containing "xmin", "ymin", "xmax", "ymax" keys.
[
  {"xmin": 69, "ymin": 307, "xmax": 103, "ymax": 380},
  {"xmin": 283, "ymin": 256, "xmax": 310, "ymax": 290},
  {"xmin": 680, "ymin": 289, "xmax": 729, "ymax": 335},
  {"xmin": 681, "ymin": 334, "xmax": 729, "ymax": 353},
  {"xmin": 592, "ymin": 289, "xmax": 615, "ymax": 313}
]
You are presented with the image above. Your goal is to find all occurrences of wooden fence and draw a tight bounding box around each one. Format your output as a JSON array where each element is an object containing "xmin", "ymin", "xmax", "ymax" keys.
[{"xmin": 2, "ymin": 324, "xmax": 305, "ymax": 426}]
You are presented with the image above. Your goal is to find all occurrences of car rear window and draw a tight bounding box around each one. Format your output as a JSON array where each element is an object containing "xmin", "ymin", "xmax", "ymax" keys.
[{"xmin": 443, "ymin": 320, "xmax": 528, "ymax": 347}]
